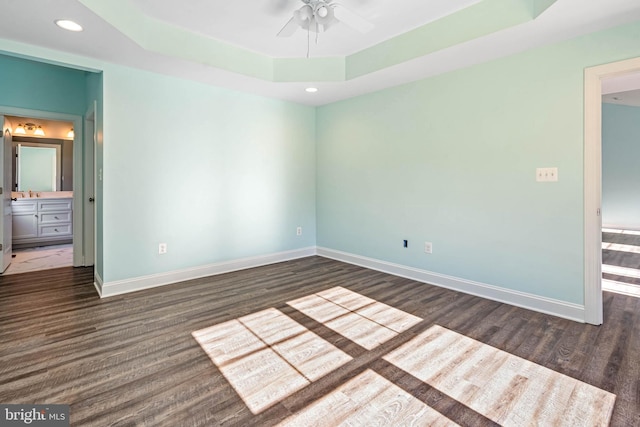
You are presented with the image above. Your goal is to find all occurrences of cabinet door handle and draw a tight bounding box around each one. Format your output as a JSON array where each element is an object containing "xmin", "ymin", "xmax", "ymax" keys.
[
  {"xmin": 34, "ymin": 214, "xmax": 38, "ymax": 218},
  {"xmin": 54, "ymin": 216, "xmax": 59, "ymax": 219},
  {"xmin": 54, "ymin": 229, "xmax": 58, "ymax": 232},
  {"xmin": 89, "ymin": 197, "xmax": 95, "ymax": 202},
  {"xmin": 10, "ymin": 198, "xmax": 17, "ymax": 201}
]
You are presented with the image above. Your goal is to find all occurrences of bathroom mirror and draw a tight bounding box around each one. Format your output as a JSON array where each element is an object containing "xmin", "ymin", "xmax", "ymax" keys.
[
  {"xmin": 17, "ymin": 144, "xmax": 61, "ymax": 191},
  {"xmin": 12, "ymin": 137, "xmax": 73, "ymax": 192}
]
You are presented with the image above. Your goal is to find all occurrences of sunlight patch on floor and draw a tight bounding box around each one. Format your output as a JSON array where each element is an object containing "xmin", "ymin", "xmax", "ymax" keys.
[
  {"xmin": 602, "ymin": 279, "xmax": 640, "ymax": 298},
  {"xmin": 287, "ymin": 286, "xmax": 422, "ymax": 350},
  {"xmin": 602, "ymin": 242, "xmax": 640, "ymax": 254},
  {"xmin": 602, "ymin": 228, "xmax": 640, "ymax": 236},
  {"xmin": 277, "ymin": 369, "xmax": 459, "ymax": 427},
  {"xmin": 192, "ymin": 307, "xmax": 352, "ymax": 414},
  {"xmin": 602, "ymin": 264, "xmax": 640, "ymax": 279},
  {"xmin": 383, "ymin": 325, "xmax": 616, "ymax": 427}
]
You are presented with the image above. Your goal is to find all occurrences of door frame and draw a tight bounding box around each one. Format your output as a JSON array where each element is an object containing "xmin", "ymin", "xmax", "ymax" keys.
[
  {"xmin": 584, "ymin": 56, "xmax": 640, "ymax": 325},
  {"xmin": 0, "ymin": 106, "xmax": 85, "ymax": 266},
  {"xmin": 83, "ymin": 101, "xmax": 96, "ymax": 266}
]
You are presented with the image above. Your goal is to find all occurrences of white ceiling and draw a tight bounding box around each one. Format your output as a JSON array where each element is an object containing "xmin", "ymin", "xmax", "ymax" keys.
[
  {"xmin": 129, "ymin": 0, "xmax": 481, "ymax": 57},
  {"xmin": 1, "ymin": 0, "xmax": 640, "ymax": 106}
]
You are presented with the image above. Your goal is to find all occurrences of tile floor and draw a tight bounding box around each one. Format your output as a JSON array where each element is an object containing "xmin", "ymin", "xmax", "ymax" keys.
[{"xmin": 3, "ymin": 244, "xmax": 73, "ymax": 275}]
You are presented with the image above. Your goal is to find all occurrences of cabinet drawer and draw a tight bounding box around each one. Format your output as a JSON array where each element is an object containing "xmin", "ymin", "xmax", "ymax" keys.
[
  {"xmin": 39, "ymin": 211, "xmax": 72, "ymax": 224},
  {"xmin": 12, "ymin": 200, "xmax": 37, "ymax": 214},
  {"xmin": 39, "ymin": 224, "xmax": 72, "ymax": 237},
  {"xmin": 38, "ymin": 199, "xmax": 72, "ymax": 212}
]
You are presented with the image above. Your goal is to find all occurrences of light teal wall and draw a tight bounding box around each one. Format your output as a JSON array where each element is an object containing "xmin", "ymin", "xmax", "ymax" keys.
[
  {"xmin": 317, "ymin": 22, "xmax": 640, "ymax": 305},
  {"xmin": 602, "ymin": 103, "xmax": 640, "ymax": 230},
  {"xmin": 0, "ymin": 54, "xmax": 87, "ymax": 115},
  {"xmin": 101, "ymin": 65, "xmax": 316, "ymax": 282},
  {"xmin": 86, "ymin": 72, "xmax": 104, "ymax": 278}
]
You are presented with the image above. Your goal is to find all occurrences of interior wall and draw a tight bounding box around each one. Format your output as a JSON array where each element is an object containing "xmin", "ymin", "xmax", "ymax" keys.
[
  {"xmin": 0, "ymin": 54, "xmax": 87, "ymax": 115},
  {"xmin": 317, "ymin": 21, "xmax": 640, "ymax": 306},
  {"xmin": 602, "ymin": 103, "xmax": 640, "ymax": 230},
  {"xmin": 101, "ymin": 65, "xmax": 316, "ymax": 283}
]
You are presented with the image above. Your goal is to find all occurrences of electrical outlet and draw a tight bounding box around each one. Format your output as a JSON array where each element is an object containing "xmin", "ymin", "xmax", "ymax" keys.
[
  {"xmin": 536, "ymin": 167, "xmax": 558, "ymax": 182},
  {"xmin": 424, "ymin": 242, "xmax": 433, "ymax": 254},
  {"xmin": 296, "ymin": 226, "xmax": 302, "ymax": 236},
  {"xmin": 158, "ymin": 243, "xmax": 167, "ymax": 254}
]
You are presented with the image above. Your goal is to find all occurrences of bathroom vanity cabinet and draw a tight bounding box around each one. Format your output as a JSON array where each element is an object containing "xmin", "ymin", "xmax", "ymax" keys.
[{"xmin": 12, "ymin": 198, "xmax": 73, "ymax": 248}]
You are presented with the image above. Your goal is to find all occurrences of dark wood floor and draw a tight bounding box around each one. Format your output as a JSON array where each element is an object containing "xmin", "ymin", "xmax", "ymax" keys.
[
  {"xmin": 603, "ymin": 231, "xmax": 640, "ymax": 285},
  {"xmin": 0, "ymin": 257, "xmax": 638, "ymax": 426}
]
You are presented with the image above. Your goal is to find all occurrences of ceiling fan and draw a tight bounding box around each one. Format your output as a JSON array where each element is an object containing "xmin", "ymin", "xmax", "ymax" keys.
[{"xmin": 276, "ymin": 0, "xmax": 374, "ymax": 37}]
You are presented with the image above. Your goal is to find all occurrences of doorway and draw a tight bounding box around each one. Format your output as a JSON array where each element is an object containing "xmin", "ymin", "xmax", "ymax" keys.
[
  {"xmin": 599, "ymin": 84, "xmax": 640, "ymax": 297},
  {"xmin": 0, "ymin": 107, "xmax": 90, "ymax": 275},
  {"xmin": 3, "ymin": 116, "xmax": 75, "ymax": 274},
  {"xmin": 584, "ymin": 57, "xmax": 640, "ymax": 324}
]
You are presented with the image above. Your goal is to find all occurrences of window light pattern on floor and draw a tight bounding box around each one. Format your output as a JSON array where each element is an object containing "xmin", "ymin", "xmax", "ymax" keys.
[
  {"xmin": 192, "ymin": 307, "xmax": 352, "ymax": 414},
  {"xmin": 276, "ymin": 369, "xmax": 459, "ymax": 427},
  {"xmin": 287, "ymin": 286, "xmax": 423, "ymax": 350},
  {"xmin": 383, "ymin": 325, "xmax": 616, "ymax": 427}
]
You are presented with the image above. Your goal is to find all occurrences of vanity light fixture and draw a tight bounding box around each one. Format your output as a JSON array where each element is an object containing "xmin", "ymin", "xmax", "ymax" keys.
[
  {"xmin": 15, "ymin": 124, "xmax": 26, "ymax": 135},
  {"xmin": 55, "ymin": 19, "xmax": 83, "ymax": 32},
  {"xmin": 305, "ymin": 87, "xmax": 318, "ymax": 93},
  {"xmin": 67, "ymin": 128, "xmax": 74, "ymax": 139},
  {"xmin": 21, "ymin": 123, "xmax": 45, "ymax": 136}
]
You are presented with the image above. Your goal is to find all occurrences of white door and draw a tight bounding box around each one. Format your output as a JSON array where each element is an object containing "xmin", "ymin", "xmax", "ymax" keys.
[{"xmin": 0, "ymin": 116, "xmax": 13, "ymax": 272}]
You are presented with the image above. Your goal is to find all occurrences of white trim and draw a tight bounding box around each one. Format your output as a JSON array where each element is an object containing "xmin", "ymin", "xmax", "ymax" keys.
[
  {"xmin": 317, "ymin": 247, "xmax": 585, "ymax": 323},
  {"xmin": 94, "ymin": 270, "xmax": 104, "ymax": 297},
  {"xmin": 584, "ymin": 56, "xmax": 640, "ymax": 325},
  {"xmin": 100, "ymin": 247, "xmax": 317, "ymax": 298}
]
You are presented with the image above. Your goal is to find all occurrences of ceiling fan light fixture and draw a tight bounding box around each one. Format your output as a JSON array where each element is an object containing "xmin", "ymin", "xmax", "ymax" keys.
[
  {"xmin": 294, "ymin": 5, "xmax": 313, "ymax": 26},
  {"xmin": 315, "ymin": 4, "xmax": 335, "ymax": 25},
  {"xmin": 317, "ymin": 5, "xmax": 328, "ymax": 18}
]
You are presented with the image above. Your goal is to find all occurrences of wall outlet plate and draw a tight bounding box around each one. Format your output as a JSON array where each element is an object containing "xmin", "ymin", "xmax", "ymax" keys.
[
  {"xmin": 296, "ymin": 226, "xmax": 302, "ymax": 236},
  {"xmin": 424, "ymin": 242, "xmax": 433, "ymax": 254},
  {"xmin": 158, "ymin": 243, "xmax": 167, "ymax": 254}
]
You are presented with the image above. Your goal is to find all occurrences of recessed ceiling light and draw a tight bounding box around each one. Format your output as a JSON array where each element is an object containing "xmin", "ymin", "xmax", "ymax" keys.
[
  {"xmin": 305, "ymin": 87, "xmax": 318, "ymax": 93},
  {"xmin": 55, "ymin": 19, "xmax": 83, "ymax": 32}
]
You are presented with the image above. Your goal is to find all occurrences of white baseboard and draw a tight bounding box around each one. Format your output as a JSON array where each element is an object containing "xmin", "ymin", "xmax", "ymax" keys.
[
  {"xmin": 317, "ymin": 247, "xmax": 586, "ymax": 323},
  {"xmin": 99, "ymin": 247, "xmax": 316, "ymax": 298},
  {"xmin": 97, "ymin": 244, "xmax": 586, "ymax": 323},
  {"xmin": 94, "ymin": 270, "xmax": 104, "ymax": 297}
]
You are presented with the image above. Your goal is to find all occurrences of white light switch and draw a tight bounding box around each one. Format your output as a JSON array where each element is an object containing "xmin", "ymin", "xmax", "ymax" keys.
[{"xmin": 536, "ymin": 167, "xmax": 558, "ymax": 182}]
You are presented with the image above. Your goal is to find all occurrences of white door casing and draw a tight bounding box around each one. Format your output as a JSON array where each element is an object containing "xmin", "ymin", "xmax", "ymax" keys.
[
  {"xmin": 0, "ymin": 116, "xmax": 13, "ymax": 272},
  {"xmin": 584, "ymin": 56, "xmax": 640, "ymax": 325}
]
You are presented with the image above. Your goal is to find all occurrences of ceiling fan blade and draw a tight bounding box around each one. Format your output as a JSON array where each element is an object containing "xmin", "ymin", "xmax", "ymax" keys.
[
  {"xmin": 277, "ymin": 17, "xmax": 299, "ymax": 37},
  {"xmin": 266, "ymin": 0, "xmax": 309, "ymax": 15},
  {"xmin": 333, "ymin": 5, "xmax": 374, "ymax": 33}
]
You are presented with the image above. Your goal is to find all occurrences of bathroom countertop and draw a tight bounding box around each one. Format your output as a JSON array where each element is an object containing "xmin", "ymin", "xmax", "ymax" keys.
[{"xmin": 11, "ymin": 191, "xmax": 74, "ymax": 199}]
